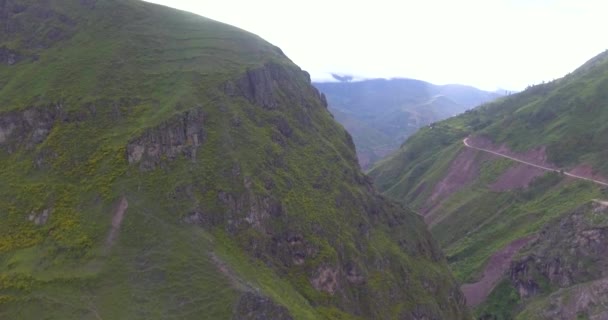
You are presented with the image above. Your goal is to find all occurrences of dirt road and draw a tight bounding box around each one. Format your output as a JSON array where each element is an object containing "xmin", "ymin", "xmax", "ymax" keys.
[
  {"xmin": 460, "ymin": 137, "xmax": 608, "ymax": 307},
  {"xmin": 463, "ymin": 138, "xmax": 608, "ymax": 187}
]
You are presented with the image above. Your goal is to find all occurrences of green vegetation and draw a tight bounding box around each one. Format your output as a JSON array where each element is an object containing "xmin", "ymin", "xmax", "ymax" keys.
[
  {"xmin": 314, "ymin": 79, "xmax": 501, "ymax": 168},
  {"xmin": 0, "ymin": 1, "xmax": 469, "ymax": 319},
  {"xmin": 371, "ymin": 50, "xmax": 608, "ymax": 318},
  {"xmin": 475, "ymin": 280, "xmax": 521, "ymax": 320}
]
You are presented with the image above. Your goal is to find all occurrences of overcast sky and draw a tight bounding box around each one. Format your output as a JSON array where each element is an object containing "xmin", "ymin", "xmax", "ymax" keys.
[{"xmin": 144, "ymin": 0, "xmax": 606, "ymax": 91}]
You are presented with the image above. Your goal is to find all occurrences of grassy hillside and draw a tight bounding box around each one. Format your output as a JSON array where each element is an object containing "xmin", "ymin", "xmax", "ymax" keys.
[
  {"xmin": 0, "ymin": 1, "xmax": 469, "ymax": 319},
  {"xmin": 314, "ymin": 79, "xmax": 501, "ymax": 168},
  {"xmin": 370, "ymin": 50, "xmax": 608, "ymax": 318},
  {"xmin": 477, "ymin": 201, "xmax": 608, "ymax": 319}
]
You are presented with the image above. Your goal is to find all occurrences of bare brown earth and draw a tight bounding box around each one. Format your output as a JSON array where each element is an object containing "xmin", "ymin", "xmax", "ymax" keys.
[
  {"xmin": 569, "ymin": 164, "xmax": 608, "ymax": 185},
  {"xmin": 427, "ymin": 148, "xmax": 483, "ymax": 204},
  {"xmin": 465, "ymin": 137, "xmax": 608, "ymax": 187},
  {"xmin": 105, "ymin": 196, "xmax": 128, "ymax": 247},
  {"xmin": 424, "ymin": 137, "xmax": 551, "ymax": 222},
  {"xmin": 210, "ymin": 253, "xmax": 250, "ymax": 291},
  {"xmin": 423, "ymin": 148, "xmax": 488, "ymax": 224},
  {"xmin": 429, "ymin": 137, "xmax": 608, "ymax": 308},
  {"xmin": 461, "ymin": 235, "xmax": 538, "ymax": 307},
  {"xmin": 490, "ymin": 163, "xmax": 546, "ymax": 192},
  {"xmin": 420, "ymin": 135, "xmax": 608, "ymax": 307},
  {"xmin": 466, "ymin": 136, "xmax": 553, "ymax": 168}
]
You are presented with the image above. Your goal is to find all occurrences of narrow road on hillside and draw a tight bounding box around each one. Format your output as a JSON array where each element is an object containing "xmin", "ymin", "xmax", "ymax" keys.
[
  {"xmin": 460, "ymin": 138, "xmax": 608, "ymax": 307},
  {"xmin": 463, "ymin": 138, "xmax": 608, "ymax": 187},
  {"xmin": 593, "ymin": 199, "xmax": 608, "ymax": 206}
]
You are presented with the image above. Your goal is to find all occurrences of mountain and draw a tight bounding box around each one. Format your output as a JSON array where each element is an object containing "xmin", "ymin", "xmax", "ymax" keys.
[
  {"xmin": 314, "ymin": 79, "xmax": 501, "ymax": 168},
  {"xmin": 370, "ymin": 50, "xmax": 608, "ymax": 318},
  {"xmin": 0, "ymin": 1, "xmax": 469, "ymax": 319}
]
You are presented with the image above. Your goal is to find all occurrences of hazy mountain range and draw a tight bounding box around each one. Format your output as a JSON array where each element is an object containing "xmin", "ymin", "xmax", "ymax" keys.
[
  {"xmin": 370, "ymin": 50, "xmax": 608, "ymax": 319},
  {"xmin": 314, "ymin": 79, "xmax": 502, "ymax": 168}
]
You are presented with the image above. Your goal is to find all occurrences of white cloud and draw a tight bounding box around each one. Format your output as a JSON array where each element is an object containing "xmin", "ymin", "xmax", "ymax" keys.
[{"xmin": 143, "ymin": 0, "xmax": 607, "ymax": 90}]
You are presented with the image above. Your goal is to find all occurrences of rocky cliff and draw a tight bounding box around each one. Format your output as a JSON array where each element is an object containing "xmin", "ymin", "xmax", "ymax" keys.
[
  {"xmin": 0, "ymin": 1, "xmax": 469, "ymax": 319},
  {"xmin": 508, "ymin": 201, "xmax": 608, "ymax": 319},
  {"xmin": 370, "ymin": 49, "xmax": 608, "ymax": 318},
  {"xmin": 314, "ymin": 79, "xmax": 501, "ymax": 169}
]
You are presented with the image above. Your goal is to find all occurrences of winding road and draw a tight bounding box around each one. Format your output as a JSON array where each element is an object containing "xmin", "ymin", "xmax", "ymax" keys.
[
  {"xmin": 463, "ymin": 138, "xmax": 608, "ymax": 187},
  {"xmin": 460, "ymin": 137, "xmax": 608, "ymax": 307}
]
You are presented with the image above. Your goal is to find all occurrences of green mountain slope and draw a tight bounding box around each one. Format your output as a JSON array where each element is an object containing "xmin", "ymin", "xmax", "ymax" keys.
[
  {"xmin": 370, "ymin": 50, "xmax": 608, "ymax": 318},
  {"xmin": 0, "ymin": 1, "xmax": 469, "ymax": 319},
  {"xmin": 480, "ymin": 201, "xmax": 608, "ymax": 320},
  {"xmin": 314, "ymin": 79, "xmax": 501, "ymax": 168}
]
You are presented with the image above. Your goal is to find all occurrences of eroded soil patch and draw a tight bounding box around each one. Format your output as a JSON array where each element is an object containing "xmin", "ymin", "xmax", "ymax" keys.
[{"xmin": 461, "ymin": 235, "xmax": 537, "ymax": 307}]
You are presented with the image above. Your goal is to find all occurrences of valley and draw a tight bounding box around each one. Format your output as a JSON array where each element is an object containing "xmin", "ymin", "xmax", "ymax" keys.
[
  {"xmin": 0, "ymin": 0, "xmax": 605, "ymax": 319},
  {"xmin": 314, "ymin": 79, "xmax": 502, "ymax": 169},
  {"xmin": 371, "ymin": 50, "xmax": 608, "ymax": 319}
]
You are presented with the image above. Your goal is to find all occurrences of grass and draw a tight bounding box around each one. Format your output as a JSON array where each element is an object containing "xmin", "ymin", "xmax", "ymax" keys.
[
  {"xmin": 514, "ymin": 277, "xmax": 608, "ymax": 320},
  {"xmin": 0, "ymin": 1, "xmax": 471, "ymax": 319},
  {"xmin": 370, "ymin": 50, "xmax": 608, "ymax": 320},
  {"xmin": 439, "ymin": 178, "xmax": 600, "ymax": 282},
  {"xmin": 315, "ymin": 79, "xmax": 500, "ymax": 168},
  {"xmin": 475, "ymin": 279, "xmax": 521, "ymax": 320}
]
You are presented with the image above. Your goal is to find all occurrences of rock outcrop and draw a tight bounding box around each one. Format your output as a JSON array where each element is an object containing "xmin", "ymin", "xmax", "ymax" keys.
[
  {"xmin": 127, "ymin": 109, "xmax": 205, "ymax": 170},
  {"xmin": 0, "ymin": 1, "xmax": 470, "ymax": 319},
  {"xmin": 0, "ymin": 106, "xmax": 58, "ymax": 152},
  {"xmin": 510, "ymin": 202, "xmax": 608, "ymax": 295},
  {"xmin": 504, "ymin": 201, "xmax": 608, "ymax": 318},
  {"xmin": 233, "ymin": 292, "xmax": 293, "ymax": 320},
  {"xmin": 0, "ymin": 46, "xmax": 23, "ymax": 65},
  {"xmin": 224, "ymin": 63, "xmax": 328, "ymax": 111}
]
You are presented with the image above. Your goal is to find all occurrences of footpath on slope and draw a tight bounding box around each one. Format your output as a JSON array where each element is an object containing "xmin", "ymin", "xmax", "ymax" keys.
[
  {"xmin": 105, "ymin": 196, "xmax": 129, "ymax": 250},
  {"xmin": 459, "ymin": 137, "xmax": 608, "ymax": 307}
]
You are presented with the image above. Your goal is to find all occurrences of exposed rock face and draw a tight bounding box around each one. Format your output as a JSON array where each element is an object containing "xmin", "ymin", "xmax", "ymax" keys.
[
  {"xmin": 509, "ymin": 258, "xmax": 542, "ymax": 299},
  {"xmin": 0, "ymin": 58, "xmax": 470, "ymax": 320},
  {"xmin": 126, "ymin": 109, "xmax": 205, "ymax": 170},
  {"xmin": 369, "ymin": 49, "xmax": 608, "ymax": 320},
  {"xmin": 233, "ymin": 292, "xmax": 293, "ymax": 320},
  {"xmin": 311, "ymin": 265, "xmax": 340, "ymax": 294},
  {"xmin": 217, "ymin": 190, "xmax": 283, "ymax": 232},
  {"xmin": 0, "ymin": 2, "xmax": 470, "ymax": 315},
  {"xmin": 461, "ymin": 235, "xmax": 537, "ymax": 307},
  {"xmin": 511, "ymin": 202, "xmax": 608, "ymax": 294},
  {"xmin": 28, "ymin": 208, "xmax": 51, "ymax": 225},
  {"xmin": 506, "ymin": 201, "xmax": 608, "ymax": 318},
  {"xmin": 0, "ymin": 106, "xmax": 58, "ymax": 152},
  {"xmin": 270, "ymin": 231, "xmax": 317, "ymax": 267},
  {"xmin": 223, "ymin": 63, "xmax": 328, "ymax": 111},
  {"xmin": 536, "ymin": 277, "xmax": 608, "ymax": 320},
  {"xmin": 0, "ymin": 46, "xmax": 23, "ymax": 65}
]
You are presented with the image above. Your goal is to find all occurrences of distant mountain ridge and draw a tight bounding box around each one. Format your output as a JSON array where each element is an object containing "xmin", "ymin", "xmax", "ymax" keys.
[
  {"xmin": 369, "ymin": 49, "xmax": 608, "ymax": 319},
  {"xmin": 314, "ymin": 78, "xmax": 502, "ymax": 168}
]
